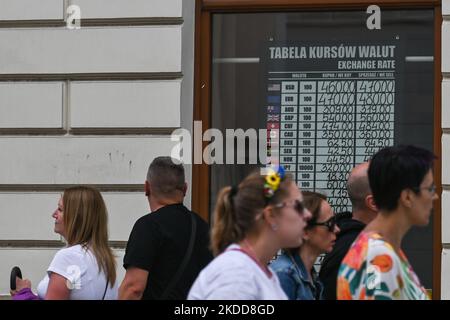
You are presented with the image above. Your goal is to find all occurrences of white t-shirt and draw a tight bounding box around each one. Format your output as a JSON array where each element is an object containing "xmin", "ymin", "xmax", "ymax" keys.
[
  {"xmin": 188, "ymin": 244, "xmax": 287, "ymax": 300},
  {"xmin": 37, "ymin": 245, "xmax": 118, "ymax": 300}
]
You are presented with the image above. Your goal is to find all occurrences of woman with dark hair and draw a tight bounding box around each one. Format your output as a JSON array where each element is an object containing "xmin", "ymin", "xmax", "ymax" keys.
[
  {"xmin": 337, "ymin": 145, "xmax": 437, "ymax": 300},
  {"xmin": 11, "ymin": 186, "xmax": 118, "ymax": 300},
  {"xmin": 271, "ymin": 191, "xmax": 339, "ymax": 300},
  {"xmin": 188, "ymin": 167, "xmax": 311, "ymax": 300}
]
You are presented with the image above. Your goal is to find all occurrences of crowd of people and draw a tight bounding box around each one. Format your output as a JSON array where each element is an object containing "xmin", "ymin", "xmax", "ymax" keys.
[{"xmin": 10, "ymin": 145, "xmax": 437, "ymax": 300}]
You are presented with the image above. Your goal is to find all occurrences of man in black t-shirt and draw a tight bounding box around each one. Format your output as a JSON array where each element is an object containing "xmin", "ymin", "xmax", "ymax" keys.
[{"xmin": 118, "ymin": 157, "xmax": 213, "ymax": 300}]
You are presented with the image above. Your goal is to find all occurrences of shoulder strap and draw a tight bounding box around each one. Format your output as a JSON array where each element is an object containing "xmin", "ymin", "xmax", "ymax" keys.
[
  {"xmin": 160, "ymin": 212, "xmax": 197, "ymax": 300},
  {"xmin": 102, "ymin": 280, "xmax": 109, "ymax": 300}
]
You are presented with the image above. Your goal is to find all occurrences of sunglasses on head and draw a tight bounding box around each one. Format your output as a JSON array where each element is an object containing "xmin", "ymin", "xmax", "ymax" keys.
[{"xmin": 309, "ymin": 215, "xmax": 337, "ymax": 232}]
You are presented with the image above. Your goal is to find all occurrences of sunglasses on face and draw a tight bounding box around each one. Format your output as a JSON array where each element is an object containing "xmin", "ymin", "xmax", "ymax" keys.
[
  {"xmin": 309, "ymin": 215, "xmax": 337, "ymax": 232},
  {"xmin": 274, "ymin": 199, "xmax": 306, "ymax": 216}
]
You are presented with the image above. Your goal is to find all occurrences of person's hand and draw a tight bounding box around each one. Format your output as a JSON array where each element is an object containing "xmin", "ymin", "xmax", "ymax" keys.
[{"xmin": 10, "ymin": 277, "xmax": 31, "ymax": 296}]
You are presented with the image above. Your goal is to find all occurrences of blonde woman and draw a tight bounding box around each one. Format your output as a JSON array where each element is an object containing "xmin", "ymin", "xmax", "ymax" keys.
[{"xmin": 12, "ymin": 186, "xmax": 118, "ymax": 300}]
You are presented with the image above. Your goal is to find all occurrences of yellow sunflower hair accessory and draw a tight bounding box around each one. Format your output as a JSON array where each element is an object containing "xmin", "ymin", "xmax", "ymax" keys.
[{"xmin": 263, "ymin": 165, "xmax": 286, "ymax": 199}]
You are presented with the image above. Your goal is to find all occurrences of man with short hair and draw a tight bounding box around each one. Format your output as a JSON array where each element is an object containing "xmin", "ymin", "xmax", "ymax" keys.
[
  {"xmin": 319, "ymin": 162, "xmax": 378, "ymax": 300},
  {"xmin": 119, "ymin": 157, "xmax": 212, "ymax": 300}
]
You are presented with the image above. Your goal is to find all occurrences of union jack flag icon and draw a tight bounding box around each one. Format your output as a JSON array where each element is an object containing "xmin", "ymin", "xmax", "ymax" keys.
[{"xmin": 267, "ymin": 114, "xmax": 280, "ymax": 122}]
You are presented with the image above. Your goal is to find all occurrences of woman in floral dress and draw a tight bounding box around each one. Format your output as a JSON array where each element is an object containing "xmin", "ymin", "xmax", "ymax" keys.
[{"xmin": 337, "ymin": 145, "xmax": 437, "ymax": 300}]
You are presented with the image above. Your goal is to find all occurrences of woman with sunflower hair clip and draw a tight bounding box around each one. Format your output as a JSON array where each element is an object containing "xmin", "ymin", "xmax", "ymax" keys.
[{"xmin": 188, "ymin": 166, "xmax": 311, "ymax": 300}]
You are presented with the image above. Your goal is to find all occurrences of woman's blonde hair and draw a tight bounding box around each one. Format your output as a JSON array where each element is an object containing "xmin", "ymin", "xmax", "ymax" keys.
[
  {"xmin": 211, "ymin": 171, "xmax": 293, "ymax": 256},
  {"xmin": 63, "ymin": 186, "xmax": 116, "ymax": 285}
]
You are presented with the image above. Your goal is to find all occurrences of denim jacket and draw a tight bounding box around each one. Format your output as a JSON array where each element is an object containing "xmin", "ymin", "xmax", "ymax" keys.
[{"xmin": 271, "ymin": 251, "xmax": 323, "ymax": 300}]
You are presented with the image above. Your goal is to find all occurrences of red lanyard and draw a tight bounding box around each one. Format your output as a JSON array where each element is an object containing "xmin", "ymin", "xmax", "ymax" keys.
[{"xmin": 227, "ymin": 246, "xmax": 273, "ymax": 278}]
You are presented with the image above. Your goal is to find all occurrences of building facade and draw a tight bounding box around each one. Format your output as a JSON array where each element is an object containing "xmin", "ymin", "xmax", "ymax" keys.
[
  {"xmin": 0, "ymin": 0, "xmax": 195, "ymax": 297},
  {"xmin": 0, "ymin": 0, "xmax": 449, "ymax": 299}
]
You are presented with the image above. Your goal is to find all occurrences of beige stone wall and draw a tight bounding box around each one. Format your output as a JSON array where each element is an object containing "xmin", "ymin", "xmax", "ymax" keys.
[{"xmin": 0, "ymin": 0, "xmax": 193, "ymax": 296}]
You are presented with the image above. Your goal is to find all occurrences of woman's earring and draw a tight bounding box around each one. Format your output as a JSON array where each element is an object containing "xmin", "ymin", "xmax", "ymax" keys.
[{"xmin": 271, "ymin": 224, "xmax": 278, "ymax": 231}]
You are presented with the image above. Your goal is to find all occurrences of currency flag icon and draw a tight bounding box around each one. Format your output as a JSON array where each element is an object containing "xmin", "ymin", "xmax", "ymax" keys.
[
  {"xmin": 267, "ymin": 122, "xmax": 280, "ymax": 130},
  {"xmin": 267, "ymin": 95, "xmax": 280, "ymax": 104},
  {"xmin": 270, "ymin": 149, "xmax": 280, "ymax": 156},
  {"xmin": 268, "ymin": 83, "xmax": 281, "ymax": 91},
  {"xmin": 267, "ymin": 114, "xmax": 280, "ymax": 122},
  {"xmin": 267, "ymin": 129, "xmax": 278, "ymax": 139},
  {"xmin": 267, "ymin": 105, "xmax": 280, "ymax": 114}
]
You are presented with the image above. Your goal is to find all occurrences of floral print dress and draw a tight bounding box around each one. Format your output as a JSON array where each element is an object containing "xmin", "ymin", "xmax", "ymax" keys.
[{"xmin": 337, "ymin": 232, "xmax": 429, "ymax": 300}]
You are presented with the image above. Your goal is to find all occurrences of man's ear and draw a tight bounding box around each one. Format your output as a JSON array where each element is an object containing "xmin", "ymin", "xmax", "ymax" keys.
[
  {"xmin": 365, "ymin": 194, "xmax": 378, "ymax": 212},
  {"xmin": 144, "ymin": 181, "xmax": 150, "ymax": 197},
  {"xmin": 182, "ymin": 182, "xmax": 188, "ymax": 197}
]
